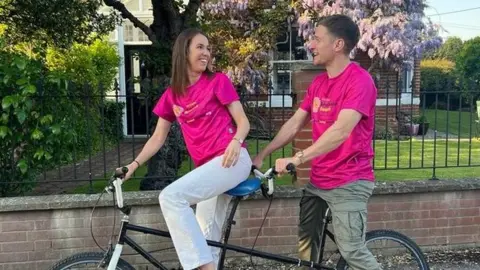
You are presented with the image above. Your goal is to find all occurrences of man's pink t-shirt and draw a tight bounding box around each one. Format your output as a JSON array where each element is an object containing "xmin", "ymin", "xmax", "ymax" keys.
[
  {"xmin": 299, "ymin": 62, "xmax": 377, "ymax": 190},
  {"xmin": 153, "ymin": 72, "xmax": 245, "ymax": 167}
]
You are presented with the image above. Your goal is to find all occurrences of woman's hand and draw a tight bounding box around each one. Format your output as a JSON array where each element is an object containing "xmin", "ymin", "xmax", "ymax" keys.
[
  {"xmin": 116, "ymin": 161, "xmax": 139, "ymax": 182},
  {"xmin": 222, "ymin": 139, "xmax": 242, "ymax": 168}
]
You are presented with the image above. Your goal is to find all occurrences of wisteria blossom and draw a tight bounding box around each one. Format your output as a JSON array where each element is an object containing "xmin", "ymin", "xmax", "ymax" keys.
[{"xmin": 294, "ymin": 0, "xmax": 443, "ymax": 70}]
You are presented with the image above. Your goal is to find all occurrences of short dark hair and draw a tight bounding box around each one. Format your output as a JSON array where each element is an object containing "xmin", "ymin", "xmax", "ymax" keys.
[{"xmin": 317, "ymin": 14, "xmax": 360, "ymax": 54}]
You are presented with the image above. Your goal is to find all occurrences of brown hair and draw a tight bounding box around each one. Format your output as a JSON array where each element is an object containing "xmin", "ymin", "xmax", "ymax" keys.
[
  {"xmin": 317, "ymin": 14, "xmax": 360, "ymax": 54},
  {"xmin": 171, "ymin": 28, "xmax": 214, "ymax": 95}
]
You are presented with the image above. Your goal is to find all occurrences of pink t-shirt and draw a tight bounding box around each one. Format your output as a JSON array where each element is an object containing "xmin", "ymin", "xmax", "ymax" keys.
[
  {"xmin": 299, "ymin": 62, "xmax": 377, "ymax": 189},
  {"xmin": 153, "ymin": 72, "xmax": 246, "ymax": 167}
]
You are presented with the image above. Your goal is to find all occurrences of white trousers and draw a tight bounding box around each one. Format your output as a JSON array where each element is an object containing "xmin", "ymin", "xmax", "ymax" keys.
[{"xmin": 159, "ymin": 147, "xmax": 252, "ymax": 270}]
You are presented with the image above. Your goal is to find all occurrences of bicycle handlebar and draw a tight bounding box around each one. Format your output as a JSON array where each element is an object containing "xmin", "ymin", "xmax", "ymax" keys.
[
  {"xmin": 106, "ymin": 163, "xmax": 297, "ymax": 209},
  {"xmin": 251, "ymin": 163, "xmax": 296, "ymax": 196}
]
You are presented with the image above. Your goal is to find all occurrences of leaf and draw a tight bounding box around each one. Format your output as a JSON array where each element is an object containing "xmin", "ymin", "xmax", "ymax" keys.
[
  {"xmin": 41, "ymin": 115, "xmax": 53, "ymax": 125},
  {"xmin": 31, "ymin": 129, "xmax": 44, "ymax": 140},
  {"xmin": 24, "ymin": 99, "xmax": 33, "ymax": 110},
  {"xmin": 44, "ymin": 152, "xmax": 52, "ymax": 160},
  {"xmin": 1, "ymin": 114, "xmax": 8, "ymax": 123},
  {"xmin": 17, "ymin": 159, "xmax": 28, "ymax": 174},
  {"xmin": 15, "ymin": 57, "xmax": 26, "ymax": 70},
  {"xmin": 16, "ymin": 78, "xmax": 28, "ymax": 86},
  {"xmin": 16, "ymin": 110, "xmax": 27, "ymax": 124},
  {"xmin": 34, "ymin": 149, "xmax": 45, "ymax": 159},
  {"xmin": 23, "ymin": 84, "xmax": 36, "ymax": 94},
  {"xmin": 2, "ymin": 96, "xmax": 14, "ymax": 109},
  {"xmin": 3, "ymin": 74, "xmax": 10, "ymax": 84},
  {"xmin": 51, "ymin": 124, "xmax": 61, "ymax": 134},
  {"xmin": 0, "ymin": 126, "xmax": 8, "ymax": 138}
]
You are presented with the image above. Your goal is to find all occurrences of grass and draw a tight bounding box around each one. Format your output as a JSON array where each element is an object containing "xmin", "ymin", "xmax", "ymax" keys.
[
  {"xmin": 423, "ymin": 109, "xmax": 479, "ymax": 138},
  {"xmin": 373, "ymin": 138, "xmax": 480, "ymax": 181}
]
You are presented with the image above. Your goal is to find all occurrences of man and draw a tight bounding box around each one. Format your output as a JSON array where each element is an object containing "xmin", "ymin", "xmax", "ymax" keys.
[{"xmin": 252, "ymin": 14, "xmax": 380, "ymax": 270}]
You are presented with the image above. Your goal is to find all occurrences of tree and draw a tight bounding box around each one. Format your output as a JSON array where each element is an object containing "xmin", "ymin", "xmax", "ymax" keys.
[
  {"xmin": 455, "ymin": 36, "xmax": 480, "ymax": 101},
  {"xmin": 0, "ymin": 0, "xmax": 117, "ymax": 49},
  {"xmin": 424, "ymin": 36, "xmax": 463, "ymax": 61},
  {"xmin": 200, "ymin": 0, "xmax": 291, "ymax": 93}
]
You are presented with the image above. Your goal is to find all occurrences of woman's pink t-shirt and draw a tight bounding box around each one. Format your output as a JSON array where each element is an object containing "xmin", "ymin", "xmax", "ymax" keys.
[
  {"xmin": 299, "ymin": 62, "xmax": 377, "ymax": 189},
  {"xmin": 153, "ymin": 72, "xmax": 245, "ymax": 167}
]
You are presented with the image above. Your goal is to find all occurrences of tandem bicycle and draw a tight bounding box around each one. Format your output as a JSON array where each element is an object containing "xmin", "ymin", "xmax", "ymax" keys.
[{"xmin": 49, "ymin": 164, "xmax": 429, "ymax": 270}]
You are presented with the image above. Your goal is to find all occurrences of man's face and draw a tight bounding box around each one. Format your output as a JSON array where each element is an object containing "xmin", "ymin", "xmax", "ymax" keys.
[{"xmin": 308, "ymin": 25, "xmax": 343, "ymax": 66}]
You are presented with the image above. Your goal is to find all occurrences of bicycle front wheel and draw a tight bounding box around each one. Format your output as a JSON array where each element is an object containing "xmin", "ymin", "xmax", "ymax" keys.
[
  {"xmin": 49, "ymin": 252, "xmax": 135, "ymax": 270},
  {"xmin": 336, "ymin": 229, "xmax": 429, "ymax": 270}
]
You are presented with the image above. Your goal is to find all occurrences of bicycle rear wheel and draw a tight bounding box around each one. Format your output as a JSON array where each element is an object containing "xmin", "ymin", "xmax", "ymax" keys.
[
  {"xmin": 49, "ymin": 252, "xmax": 135, "ymax": 270},
  {"xmin": 336, "ymin": 229, "xmax": 429, "ymax": 270}
]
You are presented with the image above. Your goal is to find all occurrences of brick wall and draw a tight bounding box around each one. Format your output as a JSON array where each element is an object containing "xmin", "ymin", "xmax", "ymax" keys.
[{"xmin": 0, "ymin": 183, "xmax": 479, "ymax": 269}]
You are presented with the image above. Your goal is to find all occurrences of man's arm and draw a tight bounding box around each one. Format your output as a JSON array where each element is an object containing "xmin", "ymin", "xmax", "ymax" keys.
[
  {"xmin": 255, "ymin": 108, "xmax": 310, "ymax": 161},
  {"xmin": 299, "ymin": 109, "xmax": 362, "ymax": 164}
]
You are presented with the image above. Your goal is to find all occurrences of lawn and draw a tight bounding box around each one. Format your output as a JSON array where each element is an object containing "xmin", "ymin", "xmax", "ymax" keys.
[
  {"xmin": 373, "ymin": 138, "xmax": 480, "ymax": 181},
  {"xmin": 423, "ymin": 109, "xmax": 479, "ymax": 138}
]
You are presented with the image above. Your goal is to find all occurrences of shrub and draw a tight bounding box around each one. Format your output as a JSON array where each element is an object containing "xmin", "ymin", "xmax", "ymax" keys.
[
  {"xmin": 0, "ymin": 51, "xmax": 78, "ymax": 196},
  {"xmin": 0, "ymin": 38, "xmax": 123, "ymax": 196},
  {"xmin": 420, "ymin": 59, "xmax": 461, "ymax": 109}
]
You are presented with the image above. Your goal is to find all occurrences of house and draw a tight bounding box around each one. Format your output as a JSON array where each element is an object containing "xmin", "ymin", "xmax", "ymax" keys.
[{"xmin": 100, "ymin": 0, "xmax": 419, "ymax": 140}]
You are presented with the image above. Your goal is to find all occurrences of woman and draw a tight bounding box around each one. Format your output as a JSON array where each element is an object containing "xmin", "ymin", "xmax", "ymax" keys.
[{"xmin": 120, "ymin": 28, "xmax": 252, "ymax": 270}]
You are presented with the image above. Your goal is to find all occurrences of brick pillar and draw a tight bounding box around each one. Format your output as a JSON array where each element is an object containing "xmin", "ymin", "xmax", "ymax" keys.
[{"xmin": 291, "ymin": 63, "xmax": 325, "ymax": 187}]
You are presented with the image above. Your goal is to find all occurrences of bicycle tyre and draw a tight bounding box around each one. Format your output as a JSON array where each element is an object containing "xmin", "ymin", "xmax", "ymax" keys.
[
  {"xmin": 48, "ymin": 252, "xmax": 135, "ymax": 270},
  {"xmin": 336, "ymin": 229, "xmax": 429, "ymax": 270}
]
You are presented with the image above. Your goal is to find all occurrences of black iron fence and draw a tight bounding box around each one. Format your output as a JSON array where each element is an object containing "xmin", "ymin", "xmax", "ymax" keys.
[{"xmin": 0, "ymin": 76, "xmax": 479, "ymax": 197}]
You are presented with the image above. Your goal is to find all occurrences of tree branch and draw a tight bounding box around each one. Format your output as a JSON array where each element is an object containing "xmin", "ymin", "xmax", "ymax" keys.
[
  {"xmin": 103, "ymin": 0, "xmax": 156, "ymax": 42},
  {"xmin": 183, "ymin": 0, "xmax": 203, "ymax": 25}
]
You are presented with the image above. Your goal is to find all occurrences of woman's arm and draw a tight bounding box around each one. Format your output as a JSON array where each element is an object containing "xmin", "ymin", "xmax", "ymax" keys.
[
  {"xmin": 222, "ymin": 100, "xmax": 250, "ymax": 168},
  {"xmin": 123, "ymin": 117, "xmax": 172, "ymax": 180},
  {"xmin": 227, "ymin": 101, "xmax": 250, "ymax": 143}
]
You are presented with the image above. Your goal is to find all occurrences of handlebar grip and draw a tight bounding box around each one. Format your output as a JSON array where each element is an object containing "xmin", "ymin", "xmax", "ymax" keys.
[
  {"xmin": 286, "ymin": 163, "xmax": 296, "ymax": 174},
  {"xmin": 114, "ymin": 167, "xmax": 128, "ymax": 178}
]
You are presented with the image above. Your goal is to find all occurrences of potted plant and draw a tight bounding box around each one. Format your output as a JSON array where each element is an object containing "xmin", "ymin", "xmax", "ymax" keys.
[{"xmin": 414, "ymin": 115, "xmax": 430, "ymax": 135}]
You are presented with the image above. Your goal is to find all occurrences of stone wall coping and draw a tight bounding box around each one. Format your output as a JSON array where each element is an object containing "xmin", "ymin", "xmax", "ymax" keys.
[{"xmin": 0, "ymin": 178, "xmax": 479, "ymax": 213}]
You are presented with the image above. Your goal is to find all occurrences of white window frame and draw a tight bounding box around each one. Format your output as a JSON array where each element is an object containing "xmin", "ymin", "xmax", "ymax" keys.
[{"xmin": 400, "ymin": 60, "xmax": 417, "ymax": 105}]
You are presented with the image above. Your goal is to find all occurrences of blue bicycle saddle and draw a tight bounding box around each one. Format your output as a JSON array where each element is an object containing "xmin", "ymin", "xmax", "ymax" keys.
[{"xmin": 225, "ymin": 177, "xmax": 261, "ymax": 197}]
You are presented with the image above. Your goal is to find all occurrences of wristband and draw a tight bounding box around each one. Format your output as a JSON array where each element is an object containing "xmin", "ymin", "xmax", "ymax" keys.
[
  {"xmin": 133, "ymin": 160, "xmax": 140, "ymax": 168},
  {"xmin": 233, "ymin": 137, "xmax": 244, "ymax": 144}
]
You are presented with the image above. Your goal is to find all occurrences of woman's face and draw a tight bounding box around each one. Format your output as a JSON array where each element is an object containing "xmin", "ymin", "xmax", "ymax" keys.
[{"xmin": 187, "ymin": 34, "xmax": 211, "ymax": 74}]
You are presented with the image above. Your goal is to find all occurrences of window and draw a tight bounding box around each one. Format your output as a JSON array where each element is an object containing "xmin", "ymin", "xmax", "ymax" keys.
[
  {"xmin": 266, "ymin": 26, "xmax": 310, "ymax": 107},
  {"xmin": 124, "ymin": 24, "xmax": 134, "ymax": 42},
  {"xmin": 401, "ymin": 61, "xmax": 414, "ymax": 93}
]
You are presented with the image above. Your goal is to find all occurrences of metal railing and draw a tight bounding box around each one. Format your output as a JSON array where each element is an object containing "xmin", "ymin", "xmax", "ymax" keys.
[{"xmin": 0, "ymin": 75, "xmax": 479, "ymax": 196}]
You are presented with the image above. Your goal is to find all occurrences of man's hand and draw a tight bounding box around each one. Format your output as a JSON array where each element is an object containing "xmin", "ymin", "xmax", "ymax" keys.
[
  {"xmin": 275, "ymin": 157, "xmax": 301, "ymax": 176},
  {"xmin": 252, "ymin": 155, "xmax": 264, "ymax": 170}
]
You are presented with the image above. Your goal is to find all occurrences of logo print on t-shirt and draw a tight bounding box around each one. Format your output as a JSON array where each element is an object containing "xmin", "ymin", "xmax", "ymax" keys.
[
  {"xmin": 312, "ymin": 97, "xmax": 321, "ymax": 113},
  {"xmin": 173, "ymin": 104, "xmax": 184, "ymax": 117}
]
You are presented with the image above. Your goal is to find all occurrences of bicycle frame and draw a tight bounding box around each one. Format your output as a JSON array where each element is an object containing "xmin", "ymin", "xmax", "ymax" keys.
[
  {"xmin": 104, "ymin": 167, "xmax": 337, "ymax": 270},
  {"xmin": 105, "ymin": 199, "xmax": 336, "ymax": 270}
]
